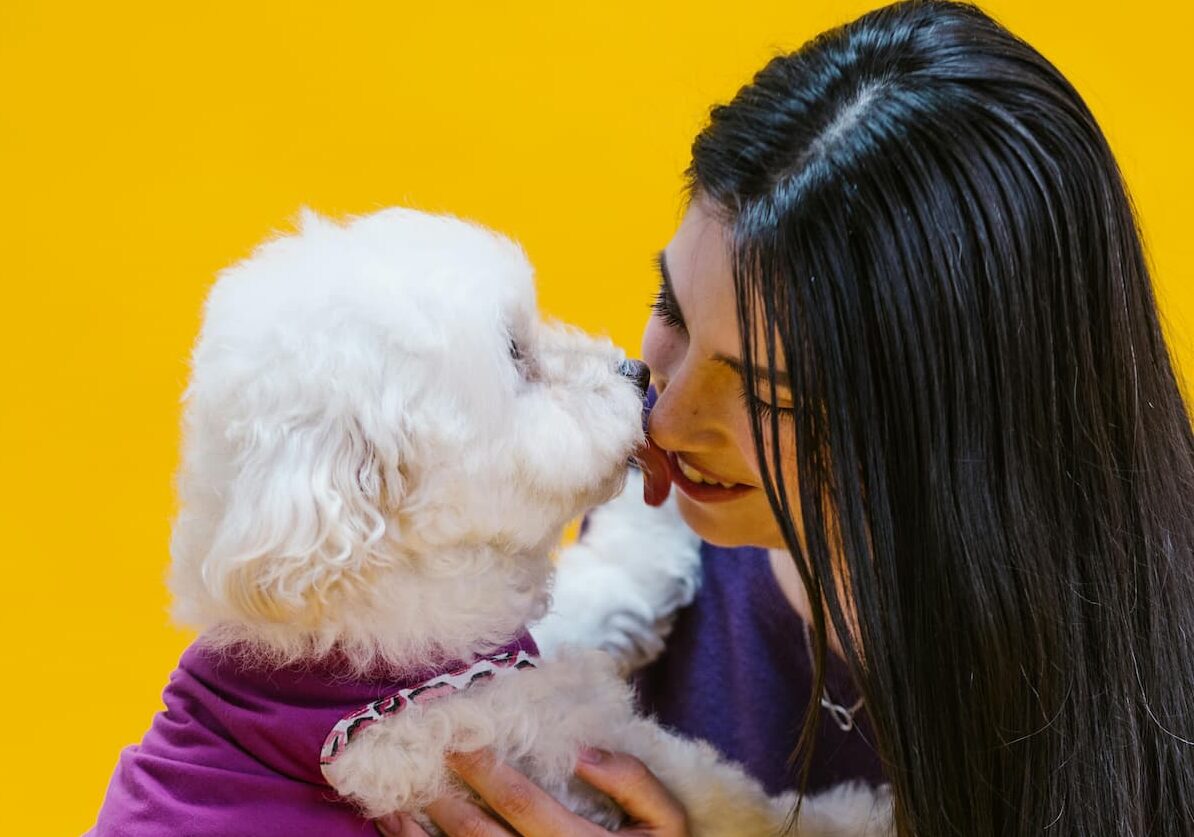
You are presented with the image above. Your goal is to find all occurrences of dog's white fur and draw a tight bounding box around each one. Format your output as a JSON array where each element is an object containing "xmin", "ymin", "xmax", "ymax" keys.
[
  {"xmin": 170, "ymin": 205, "xmax": 891, "ymax": 834},
  {"xmin": 171, "ymin": 206, "xmax": 636, "ymax": 672},
  {"xmin": 532, "ymin": 468, "xmax": 704, "ymax": 674}
]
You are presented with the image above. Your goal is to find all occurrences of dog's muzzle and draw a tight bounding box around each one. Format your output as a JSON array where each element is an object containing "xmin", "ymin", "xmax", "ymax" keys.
[
  {"xmin": 619, "ymin": 358, "xmax": 671, "ymax": 507},
  {"xmin": 618, "ymin": 359, "xmax": 651, "ymax": 398}
]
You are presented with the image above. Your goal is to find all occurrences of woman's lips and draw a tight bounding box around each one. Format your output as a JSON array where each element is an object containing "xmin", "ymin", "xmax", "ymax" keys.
[{"xmin": 666, "ymin": 452, "xmax": 754, "ymax": 503}]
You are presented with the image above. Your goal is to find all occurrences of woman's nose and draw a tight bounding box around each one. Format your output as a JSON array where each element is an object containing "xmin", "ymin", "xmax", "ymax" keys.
[
  {"xmin": 645, "ymin": 368, "xmax": 726, "ymax": 453},
  {"xmin": 618, "ymin": 358, "xmax": 651, "ymax": 397}
]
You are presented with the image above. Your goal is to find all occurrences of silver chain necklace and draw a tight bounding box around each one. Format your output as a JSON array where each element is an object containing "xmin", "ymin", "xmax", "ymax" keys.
[{"xmin": 802, "ymin": 618, "xmax": 866, "ymax": 732}]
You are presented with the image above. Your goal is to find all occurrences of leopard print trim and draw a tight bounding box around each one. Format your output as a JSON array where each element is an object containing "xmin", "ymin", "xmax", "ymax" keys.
[{"xmin": 319, "ymin": 649, "xmax": 539, "ymax": 769}]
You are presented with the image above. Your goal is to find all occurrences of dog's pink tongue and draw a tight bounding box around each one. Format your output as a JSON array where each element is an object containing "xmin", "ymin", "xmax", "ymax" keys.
[{"xmin": 634, "ymin": 433, "xmax": 672, "ymax": 507}]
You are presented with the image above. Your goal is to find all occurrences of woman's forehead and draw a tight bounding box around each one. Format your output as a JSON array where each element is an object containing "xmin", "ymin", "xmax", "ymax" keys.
[
  {"xmin": 664, "ymin": 200, "xmax": 735, "ymax": 323},
  {"xmin": 663, "ymin": 199, "xmax": 790, "ymax": 384}
]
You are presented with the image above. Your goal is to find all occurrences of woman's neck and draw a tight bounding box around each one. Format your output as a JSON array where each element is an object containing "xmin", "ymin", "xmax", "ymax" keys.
[{"xmin": 767, "ymin": 548, "xmax": 845, "ymax": 659}]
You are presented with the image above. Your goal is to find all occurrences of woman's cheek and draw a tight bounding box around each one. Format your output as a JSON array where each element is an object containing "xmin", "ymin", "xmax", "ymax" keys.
[
  {"xmin": 640, "ymin": 317, "xmax": 685, "ymax": 383},
  {"xmin": 729, "ymin": 409, "xmax": 763, "ymax": 480},
  {"xmin": 776, "ymin": 430, "xmax": 800, "ymax": 485},
  {"xmin": 758, "ymin": 420, "xmax": 803, "ymax": 511}
]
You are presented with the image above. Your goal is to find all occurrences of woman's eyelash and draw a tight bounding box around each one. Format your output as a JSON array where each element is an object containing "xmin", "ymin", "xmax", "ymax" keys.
[
  {"xmin": 735, "ymin": 381, "xmax": 795, "ymax": 421},
  {"xmin": 651, "ymin": 285, "xmax": 687, "ymax": 332}
]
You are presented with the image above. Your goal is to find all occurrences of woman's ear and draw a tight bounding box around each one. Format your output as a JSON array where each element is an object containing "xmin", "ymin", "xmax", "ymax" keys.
[{"xmin": 198, "ymin": 410, "xmax": 406, "ymax": 626}]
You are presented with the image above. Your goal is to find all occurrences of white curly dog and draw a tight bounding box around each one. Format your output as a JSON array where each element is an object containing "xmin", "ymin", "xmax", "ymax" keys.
[{"xmin": 91, "ymin": 206, "xmax": 891, "ymax": 836}]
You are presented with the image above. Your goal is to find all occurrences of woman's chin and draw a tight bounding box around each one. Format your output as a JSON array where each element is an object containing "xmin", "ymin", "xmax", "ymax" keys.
[{"xmin": 674, "ymin": 491, "xmax": 786, "ymax": 549}]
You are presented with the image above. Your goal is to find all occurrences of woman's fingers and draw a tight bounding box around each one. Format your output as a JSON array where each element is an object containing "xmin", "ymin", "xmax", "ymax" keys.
[
  {"xmin": 374, "ymin": 812, "xmax": 432, "ymax": 836},
  {"xmin": 383, "ymin": 747, "xmax": 690, "ymax": 836},
  {"xmin": 375, "ymin": 798, "xmax": 516, "ymax": 837},
  {"xmin": 426, "ymin": 795, "xmax": 517, "ymax": 836},
  {"xmin": 444, "ymin": 749, "xmax": 597, "ymax": 836},
  {"xmin": 573, "ymin": 748, "xmax": 688, "ymax": 835}
]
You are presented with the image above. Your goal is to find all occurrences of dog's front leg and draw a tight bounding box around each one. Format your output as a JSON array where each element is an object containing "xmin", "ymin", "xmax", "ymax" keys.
[{"xmin": 532, "ymin": 468, "xmax": 703, "ymax": 674}]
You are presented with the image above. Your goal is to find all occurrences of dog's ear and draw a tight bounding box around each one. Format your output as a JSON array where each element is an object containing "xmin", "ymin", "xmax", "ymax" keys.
[{"xmin": 197, "ymin": 410, "xmax": 407, "ymax": 626}]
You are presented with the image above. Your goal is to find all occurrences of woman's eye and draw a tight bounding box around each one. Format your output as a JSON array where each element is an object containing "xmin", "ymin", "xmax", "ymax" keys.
[
  {"xmin": 735, "ymin": 382, "xmax": 795, "ymax": 421},
  {"xmin": 651, "ymin": 287, "xmax": 687, "ymax": 333},
  {"xmin": 509, "ymin": 339, "xmax": 523, "ymax": 361}
]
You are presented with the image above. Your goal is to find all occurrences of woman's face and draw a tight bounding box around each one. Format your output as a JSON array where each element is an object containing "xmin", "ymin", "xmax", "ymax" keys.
[{"xmin": 641, "ymin": 197, "xmax": 796, "ymax": 549}]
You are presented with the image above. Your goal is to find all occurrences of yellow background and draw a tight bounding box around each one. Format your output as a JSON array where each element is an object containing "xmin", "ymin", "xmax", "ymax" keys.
[{"xmin": 2, "ymin": 2, "xmax": 1190, "ymax": 833}]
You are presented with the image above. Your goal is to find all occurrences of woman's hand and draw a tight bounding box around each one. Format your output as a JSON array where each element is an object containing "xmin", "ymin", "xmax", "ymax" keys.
[{"xmin": 375, "ymin": 747, "xmax": 689, "ymax": 836}]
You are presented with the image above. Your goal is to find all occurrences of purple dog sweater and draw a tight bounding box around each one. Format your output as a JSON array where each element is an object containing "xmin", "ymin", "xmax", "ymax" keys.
[{"xmin": 90, "ymin": 633, "xmax": 540, "ymax": 837}]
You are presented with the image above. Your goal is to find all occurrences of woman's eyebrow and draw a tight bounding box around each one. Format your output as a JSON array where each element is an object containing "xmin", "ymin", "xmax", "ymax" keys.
[{"xmin": 712, "ymin": 353, "xmax": 792, "ymax": 390}]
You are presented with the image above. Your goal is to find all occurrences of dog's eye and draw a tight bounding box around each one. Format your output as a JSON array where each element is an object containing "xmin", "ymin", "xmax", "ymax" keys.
[{"xmin": 508, "ymin": 337, "xmax": 539, "ymax": 382}]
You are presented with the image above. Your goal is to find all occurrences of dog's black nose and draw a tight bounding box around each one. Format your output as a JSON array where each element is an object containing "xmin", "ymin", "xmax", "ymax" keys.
[{"xmin": 619, "ymin": 359, "xmax": 651, "ymax": 397}]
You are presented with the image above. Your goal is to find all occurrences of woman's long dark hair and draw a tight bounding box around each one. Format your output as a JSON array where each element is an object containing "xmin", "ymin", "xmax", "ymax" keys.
[{"xmin": 687, "ymin": 1, "xmax": 1194, "ymax": 833}]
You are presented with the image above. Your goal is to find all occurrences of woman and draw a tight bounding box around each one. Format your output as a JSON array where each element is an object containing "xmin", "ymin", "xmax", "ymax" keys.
[{"xmin": 383, "ymin": 0, "xmax": 1194, "ymax": 833}]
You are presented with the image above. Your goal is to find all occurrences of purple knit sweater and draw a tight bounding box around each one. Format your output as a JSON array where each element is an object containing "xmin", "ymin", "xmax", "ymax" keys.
[{"xmin": 634, "ymin": 541, "xmax": 887, "ymax": 796}]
